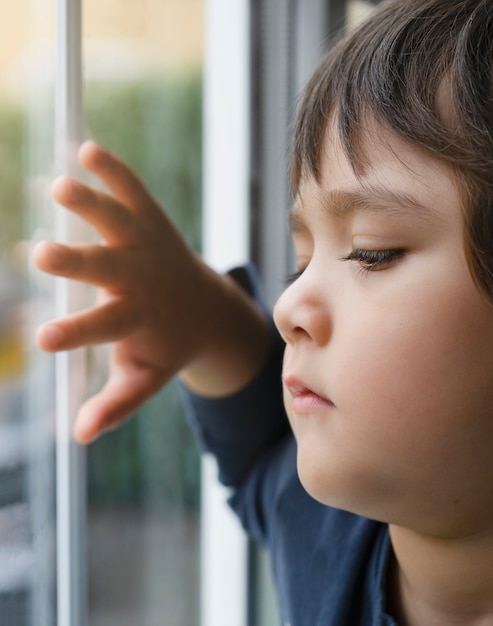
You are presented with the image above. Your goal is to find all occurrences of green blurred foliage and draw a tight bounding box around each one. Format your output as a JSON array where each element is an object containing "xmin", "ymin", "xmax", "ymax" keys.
[
  {"xmin": 88, "ymin": 383, "xmax": 201, "ymax": 511},
  {"xmin": 85, "ymin": 75, "xmax": 202, "ymax": 251},
  {"xmin": 85, "ymin": 75, "xmax": 203, "ymax": 510},
  {"xmin": 0, "ymin": 103, "xmax": 24, "ymax": 254}
]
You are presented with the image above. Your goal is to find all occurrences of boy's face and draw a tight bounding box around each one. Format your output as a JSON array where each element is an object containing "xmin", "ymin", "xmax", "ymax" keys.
[{"xmin": 274, "ymin": 119, "xmax": 493, "ymax": 538}]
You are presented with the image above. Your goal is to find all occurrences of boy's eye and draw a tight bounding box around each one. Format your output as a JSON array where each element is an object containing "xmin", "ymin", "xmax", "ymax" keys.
[
  {"xmin": 341, "ymin": 248, "xmax": 404, "ymax": 272},
  {"xmin": 284, "ymin": 248, "xmax": 403, "ymax": 285}
]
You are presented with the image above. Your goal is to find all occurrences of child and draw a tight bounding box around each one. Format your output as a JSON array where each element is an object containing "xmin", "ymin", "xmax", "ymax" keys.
[{"xmin": 34, "ymin": 0, "xmax": 493, "ymax": 623}]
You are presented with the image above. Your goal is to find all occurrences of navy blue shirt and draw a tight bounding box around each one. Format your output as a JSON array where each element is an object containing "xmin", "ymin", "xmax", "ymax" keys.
[{"xmin": 182, "ymin": 266, "xmax": 398, "ymax": 625}]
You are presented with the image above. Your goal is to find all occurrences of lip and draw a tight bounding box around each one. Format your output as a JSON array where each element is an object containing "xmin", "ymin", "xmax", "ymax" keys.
[{"xmin": 283, "ymin": 374, "xmax": 335, "ymax": 413}]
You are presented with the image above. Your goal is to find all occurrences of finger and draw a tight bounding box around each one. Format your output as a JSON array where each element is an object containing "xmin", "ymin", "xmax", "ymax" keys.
[
  {"xmin": 33, "ymin": 240, "xmax": 134, "ymax": 289},
  {"xmin": 78, "ymin": 141, "xmax": 162, "ymax": 218},
  {"xmin": 51, "ymin": 176, "xmax": 138, "ymax": 245},
  {"xmin": 36, "ymin": 297, "xmax": 139, "ymax": 352},
  {"xmin": 74, "ymin": 364, "xmax": 167, "ymax": 444}
]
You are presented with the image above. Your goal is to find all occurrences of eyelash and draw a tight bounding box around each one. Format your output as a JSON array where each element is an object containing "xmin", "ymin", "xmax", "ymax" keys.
[
  {"xmin": 341, "ymin": 248, "xmax": 404, "ymax": 273},
  {"xmin": 284, "ymin": 248, "xmax": 404, "ymax": 285}
]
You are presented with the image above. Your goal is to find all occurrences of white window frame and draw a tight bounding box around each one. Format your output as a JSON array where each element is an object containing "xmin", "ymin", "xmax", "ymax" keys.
[
  {"xmin": 54, "ymin": 1, "xmax": 87, "ymax": 625},
  {"xmin": 202, "ymin": 1, "xmax": 251, "ymax": 625}
]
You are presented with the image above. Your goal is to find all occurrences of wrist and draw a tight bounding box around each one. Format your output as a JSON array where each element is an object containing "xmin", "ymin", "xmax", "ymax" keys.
[{"xmin": 180, "ymin": 264, "xmax": 272, "ymax": 397}]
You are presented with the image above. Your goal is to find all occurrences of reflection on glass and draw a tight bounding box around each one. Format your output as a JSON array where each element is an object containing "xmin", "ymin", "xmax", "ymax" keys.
[
  {"xmin": 0, "ymin": 1, "xmax": 56, "ymax": 625},
  {"xmin": 83, "ymin": 1, "xmax": 203, "ymax": 624}
]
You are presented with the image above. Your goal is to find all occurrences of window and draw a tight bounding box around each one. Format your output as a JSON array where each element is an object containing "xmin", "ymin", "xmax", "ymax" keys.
[
  {"xmin": 0, "ymin": 1, "xmax": 381, "ymax": 624},
  {"xmin": 0, "ymin": 1, "xmax": 202, "ymax": 624}
]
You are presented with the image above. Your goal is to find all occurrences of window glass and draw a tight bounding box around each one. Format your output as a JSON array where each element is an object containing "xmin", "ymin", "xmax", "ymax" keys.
[
  {"xmin": 82, "ymin": 2, "xmax": 203, "ymax": 624},
  {"xmin": 0, "ymin": 2, "xmax": 202, "ymax": 624},
  {"xmin": 0, "ymin": 1, "xmax": 57, "ymax": 625}
]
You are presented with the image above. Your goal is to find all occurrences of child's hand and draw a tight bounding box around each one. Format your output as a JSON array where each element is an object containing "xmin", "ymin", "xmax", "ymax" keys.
[
  {"xmin": 35, "ymin": 142, "xmax": 270, "ymax": 443},
  {"xmin": 34, "ymin": 141, "xmax": 263, "ymax": 444}
]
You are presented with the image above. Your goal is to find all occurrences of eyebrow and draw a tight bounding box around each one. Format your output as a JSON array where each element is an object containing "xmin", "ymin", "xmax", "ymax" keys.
[{"xmin": 289, "ymin": 185, "xmax": 440, "ymax": 232}]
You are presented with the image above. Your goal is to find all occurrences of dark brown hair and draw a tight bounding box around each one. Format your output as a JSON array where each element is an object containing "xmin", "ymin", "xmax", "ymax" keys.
[{"xmin": 292, "ymin": 0, "xmax": 493, "ymax": 301}]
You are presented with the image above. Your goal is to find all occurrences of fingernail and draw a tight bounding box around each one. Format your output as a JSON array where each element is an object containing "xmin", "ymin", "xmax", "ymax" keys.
[
  {"xmin": 67, "ymin": 179, "xmax": 83, "ymax": 202},
  {"xmin": 47, "ymin": 242, "xmax": 65, "ymax": 270},
  {"xmin": 43, "ymin": 324, "xmax": 64, "ymax": 349}
]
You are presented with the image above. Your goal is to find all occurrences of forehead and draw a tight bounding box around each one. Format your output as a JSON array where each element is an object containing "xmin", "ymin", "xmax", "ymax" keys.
[{"xmin": 292, "ymin": 117, "xmax": 463, "ymax": 229}]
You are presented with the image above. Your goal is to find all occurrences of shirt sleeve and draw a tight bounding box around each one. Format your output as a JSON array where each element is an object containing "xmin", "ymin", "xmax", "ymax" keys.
[{"xmin": 178, "ymin": 265, "xmax": 293, "ymax": 539}]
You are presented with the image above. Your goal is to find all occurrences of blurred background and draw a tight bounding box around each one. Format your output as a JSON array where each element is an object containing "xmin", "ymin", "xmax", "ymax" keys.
[{"xmin": 0, "ymin": 1, "xmax": 202, "ymax": 625}]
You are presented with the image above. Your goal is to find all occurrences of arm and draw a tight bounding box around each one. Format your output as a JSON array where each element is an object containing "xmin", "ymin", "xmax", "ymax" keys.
[
  {"xmin": 34, "ymin": 141, "xmax": 271, "ymax": 443},
  {"xmin": 180, "ymin": 266, "xmax": 293, "ymax": 544},
  {"xmin": 182, "ymin": 264, "xmax": 290, "ymax": 486}
]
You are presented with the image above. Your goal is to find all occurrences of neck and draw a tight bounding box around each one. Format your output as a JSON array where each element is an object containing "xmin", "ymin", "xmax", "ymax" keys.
[{"xmin": 388, "ymin": 524, "xmax": 493, "ymax": 626}]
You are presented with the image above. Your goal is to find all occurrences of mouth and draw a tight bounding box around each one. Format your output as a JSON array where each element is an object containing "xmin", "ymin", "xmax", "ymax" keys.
[{"xmin": 283, "ymin": 374, "xmax": 335, "ymax": 413}]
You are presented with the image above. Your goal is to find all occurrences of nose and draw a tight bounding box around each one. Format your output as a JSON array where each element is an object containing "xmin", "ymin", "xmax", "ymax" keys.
[{"xmin": 273, "ymin": 269, "xmax": 332, "ymax": 347}]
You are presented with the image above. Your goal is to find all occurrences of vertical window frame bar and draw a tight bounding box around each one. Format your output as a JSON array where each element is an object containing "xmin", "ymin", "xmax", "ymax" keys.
[
  {"xmin": 202, "ymin": 0, "xmax": 251, "ymax": 624},
  {"xmin": 54, "ymin": 1, "xmax": 87, "ymax": 625}
]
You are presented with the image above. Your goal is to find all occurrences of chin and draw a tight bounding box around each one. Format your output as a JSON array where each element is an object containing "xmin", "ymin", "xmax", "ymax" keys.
[
  {"xmin": 296, "ymin": 449, "xmax": 400, "ymax": 523},
  {"xmin": 296, "ymin": 451, "xmax": 355, "ymax": 511}
]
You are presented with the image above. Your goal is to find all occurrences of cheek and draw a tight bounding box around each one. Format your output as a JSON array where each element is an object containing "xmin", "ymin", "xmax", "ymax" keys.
[
  {"xmin": 333, "ymin": 322, "xmax": 429, "ymax": 420},
  {"xmin": 336, "ymin": 283, "xmax": 493, "ymax": 455},
  {"xmin": 335, "ymin": 269, "xmax": 493, "ymax": 419},
  {"xmin": 329, "ymin": 293, "xmax": 493, "ymax": 503}
]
